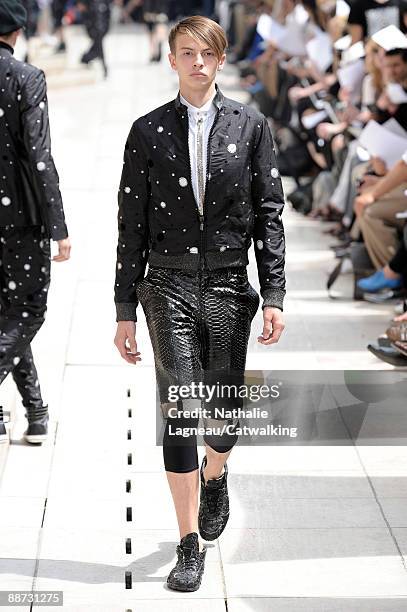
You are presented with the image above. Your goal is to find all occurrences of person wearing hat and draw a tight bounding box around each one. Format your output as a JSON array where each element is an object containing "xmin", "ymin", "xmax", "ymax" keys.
[{"xmin": 0, "ymin": 0, "xmax": 71, "ymax": 444}]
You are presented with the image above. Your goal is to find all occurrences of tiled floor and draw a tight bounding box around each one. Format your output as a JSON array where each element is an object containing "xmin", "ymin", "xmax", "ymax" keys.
[{"xmin": 0, "ymin": 23, "xmax": 406, "ymax": 612}]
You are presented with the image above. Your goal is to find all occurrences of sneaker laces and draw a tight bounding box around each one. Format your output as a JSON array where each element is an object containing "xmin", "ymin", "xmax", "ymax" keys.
[
  {"xmin": 176, "ymin": 545, "xmax": 200, "ymax": 574},
  {"xmin": 205, "ymin": 482, "xmax": 223, "ymax": 514}
]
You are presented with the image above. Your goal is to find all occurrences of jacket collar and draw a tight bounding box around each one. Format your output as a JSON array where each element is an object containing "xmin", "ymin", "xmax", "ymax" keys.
[
  {"xmin": 0, "ymin": 41, "xmax": 14, "ymax": 55},
  {"xmin": 175, "ymin": 83, "xmax": 225, "ymax": 115}
]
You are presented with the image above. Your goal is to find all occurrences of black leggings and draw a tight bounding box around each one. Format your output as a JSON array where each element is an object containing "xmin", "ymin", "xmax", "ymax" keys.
[
  {"xmin": 136, "ymin": 266, "xmax": 260, "ymax": 473},
  {"xmin": 162, "ymin": 400, "xmax": 239, "ymax": 473},
  {"xmin": 0, "ymin": 226, "xmax": 50, "ymax": 414}
]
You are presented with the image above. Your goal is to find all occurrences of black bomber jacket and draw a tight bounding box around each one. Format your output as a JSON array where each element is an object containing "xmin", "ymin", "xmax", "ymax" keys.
[
  {"xmin": 0, "ymin": 42, "xmax": 68, "ymax": 240},
  {"xmin": 114, "ymin": 84, "xmax": 286, "ymax": 321}
]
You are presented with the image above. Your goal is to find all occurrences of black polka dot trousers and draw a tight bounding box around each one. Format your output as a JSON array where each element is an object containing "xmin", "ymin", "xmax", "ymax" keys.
[
  {"xmin": 0, "ymin": 226, "xmax": 50, "ymax": 421},
  {"xmin": 136, "ymin": 265, "xmax": 260, "ymax": 473}
]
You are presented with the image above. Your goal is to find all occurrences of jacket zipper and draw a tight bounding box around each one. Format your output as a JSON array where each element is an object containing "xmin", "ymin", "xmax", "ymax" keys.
[
  {"xmin": 198, "ymin": 106, "xmax": 220, "ymax": 382},
  {"xmin": 200, "ymin": 106, "xmax": 220, "ymax": 271}
]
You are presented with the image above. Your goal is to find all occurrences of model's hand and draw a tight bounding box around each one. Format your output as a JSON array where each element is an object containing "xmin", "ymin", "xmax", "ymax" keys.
[
  {"xmin": 258, "ymin": 307, "xmax": 285, "ymax": 345},
  {"xmin": 53, "ymin": 237, "xmax": 71, "ymax": 261},
  {"xmin": 114, "ymin": 321, "xmax": 141, "ymax": 364}
]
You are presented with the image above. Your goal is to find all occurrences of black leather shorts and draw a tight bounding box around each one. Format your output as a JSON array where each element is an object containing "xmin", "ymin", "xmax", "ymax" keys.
[
  {"xmin": 137, "ymin": 265, "xmax": 259, "ymax": 403},
  {"xmin": 136, "ymin": 265, "xmax": 260, "ymax": 471}
]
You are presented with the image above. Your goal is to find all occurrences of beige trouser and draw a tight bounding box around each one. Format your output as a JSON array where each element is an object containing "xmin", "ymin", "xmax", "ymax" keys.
[{"xmin": 357, "ymin": 184, "xmax": 407, "ymax": 269}]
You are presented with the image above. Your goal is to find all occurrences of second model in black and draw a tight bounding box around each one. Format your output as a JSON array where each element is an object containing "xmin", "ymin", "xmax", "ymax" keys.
[
  {"xmin": 0, "ymin": 4, "xmax": 70, "ymax": 445},
  {"xmin": 114, "ymin": 83, "xmax": 286, "ymax": 322}
]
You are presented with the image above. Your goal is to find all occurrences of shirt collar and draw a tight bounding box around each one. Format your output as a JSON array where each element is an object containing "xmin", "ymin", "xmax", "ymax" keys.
[
  {"xmin": 0, "ymin": 41, "xmax": 14, "ymax": 55},
  {"xmin": 175, "ymin": 83, "xmax": 225, "ymax": 116},
  {"xmin": 179, "ymin": 90, "xmax": 217, "ymax": 116}
]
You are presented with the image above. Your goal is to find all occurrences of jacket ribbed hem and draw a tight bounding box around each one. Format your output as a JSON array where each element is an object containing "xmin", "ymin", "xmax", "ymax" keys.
[
  {"xmin": 147, "ymin": 248, "xmax": 249, "ymax": 271},
  {"xmin": 115, "ymin": 302, "xmax": 137, "ymax": 322},
  {"xmin": 261, "ymin": 288, "xmax": 285, "ymax": 311}
]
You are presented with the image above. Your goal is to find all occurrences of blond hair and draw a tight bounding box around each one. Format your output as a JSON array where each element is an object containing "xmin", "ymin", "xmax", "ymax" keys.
[{"xmin": 168, "ymin": 15, "xmax": 228, "ymax": 60}]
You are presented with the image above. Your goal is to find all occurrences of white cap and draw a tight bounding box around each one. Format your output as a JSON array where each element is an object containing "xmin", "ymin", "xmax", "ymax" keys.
[{"xmin": 371, "ymin": 25, "xmax": 407, "ymax": 51}]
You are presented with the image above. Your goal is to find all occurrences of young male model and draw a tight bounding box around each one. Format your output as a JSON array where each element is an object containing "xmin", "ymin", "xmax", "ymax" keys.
[
  {"xmin": 0, "ymin": 0, "xmax": 70, "ymax": 444},
  {"xmin": 114, "ymin": 15, "xmax": 286, "ymax": 591}
]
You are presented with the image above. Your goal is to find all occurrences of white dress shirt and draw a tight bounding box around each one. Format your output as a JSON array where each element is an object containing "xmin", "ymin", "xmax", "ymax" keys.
[{"xmin": 180, "ymin": 91, "xmax": 217, "ymax": 215}]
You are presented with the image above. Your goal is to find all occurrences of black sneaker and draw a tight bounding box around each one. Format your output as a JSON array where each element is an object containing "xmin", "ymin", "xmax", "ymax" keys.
[
  {"xmin": 23, "ymin": 405, "xmax": 49, "ymax": 444},
  {"xmin": 198, "ymin": 455, "xmax": 230, "ymax": 541},
  {"xmin": 167, "ymin": 532, "xmax": 207, "ymax": 592}
]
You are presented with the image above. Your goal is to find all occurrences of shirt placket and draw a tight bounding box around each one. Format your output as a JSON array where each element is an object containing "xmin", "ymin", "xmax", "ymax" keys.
[{"xmin": 196, "ymin": 113, "xmax": 205, "ymax": 216}]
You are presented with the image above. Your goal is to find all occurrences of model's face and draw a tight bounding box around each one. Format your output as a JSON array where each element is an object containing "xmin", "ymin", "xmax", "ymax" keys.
[{"xmin": 168, "ymin": 33, "xmax": 226, "ymax": 90}]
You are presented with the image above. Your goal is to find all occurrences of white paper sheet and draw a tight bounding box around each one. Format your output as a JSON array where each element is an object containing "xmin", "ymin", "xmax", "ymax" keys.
[
  {"xmin": 386, "ymin": 83, "xmax": 407, "ymax": 105},
  {"xmin": 306, "ymin": 32, "xmax": 333, "ymax": 73},
  {"xmin": 256, "ymin": 14, "xmax": 287, "ymax": 44},
  {"xmin": 341, "ymin": 41, "xmax": 365, "ymax": 65},
  {"xmin": 382, "ymin": 118, "xmax": 407, "ymax": 138},
  {"xmin": 359, "ymin": 120, "xmax": 407, "ymax": 168},
  {"xmin": 336, "ymin": 0, "xmax": 351, "ymax": 18},
  {"xmin": 277, "ymin": 23, "xmax": 308, "ymax": 56},
  {"xmin": 334, "ymin": 34, "xmax": 351, "ymax": 51},
  {"xmin": 371, "ymin": 25, "xmax": 407, "ymax": 51},
  {"xmin": 337, "ymin": 59, "xmax": 365, "ymax": 92}
]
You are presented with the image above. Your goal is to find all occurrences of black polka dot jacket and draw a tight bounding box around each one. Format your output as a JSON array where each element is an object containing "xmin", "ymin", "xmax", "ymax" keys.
[
  {"xmin": 115, "ymin": 84, "xmax": 286, "ymax": 322},
  {"xmin": 0, "ymin": 42, "xmax": 68, "ymax": 240}
]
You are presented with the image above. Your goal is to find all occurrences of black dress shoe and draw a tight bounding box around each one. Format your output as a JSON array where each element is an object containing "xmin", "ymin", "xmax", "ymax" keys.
[
  {"xmin": 24, "ymin": 405, "xmax": 49, "ymax": 444},
  {"xmin": 368, "ymin": 343, "xmax": 407, "ymax": 367},
  {"xmin": 198, "ymin": 455, "xmax": 230, "ymax": 541},
  {"xmin": 167, "ymin": 532, "xmax": 207, "ymax": 592}
]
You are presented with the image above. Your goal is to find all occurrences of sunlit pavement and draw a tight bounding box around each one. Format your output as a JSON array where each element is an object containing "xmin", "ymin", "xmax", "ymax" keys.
[{"xmin": 0, "ymin": 23, "xmax": 407, "ymax": 612}]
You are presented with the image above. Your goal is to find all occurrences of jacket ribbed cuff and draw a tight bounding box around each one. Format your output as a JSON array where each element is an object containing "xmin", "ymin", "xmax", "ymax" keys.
[
  {"xmin": 50, "ymin": 223, "xmax": 68, "ymax": 241},
  {"xmin": 115, "ymin": 302, "xmax": 137, "ymax": 322},
  {"xmin": 261, "ymin": 288, "xmax": 285, "ymax": 312}
]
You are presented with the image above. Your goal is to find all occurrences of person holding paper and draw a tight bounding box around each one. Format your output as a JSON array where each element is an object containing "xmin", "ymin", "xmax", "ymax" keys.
[
  {"xmin": 311, "ymin": 45, "xmax": 406, "ymax": 222},
  {"xmin": 355, "ymin": 152, "xmax": 407, "ymax": 277},
  {"xmin": 347, "ymin": 0, "xmax": 406, "ymax": 43}
]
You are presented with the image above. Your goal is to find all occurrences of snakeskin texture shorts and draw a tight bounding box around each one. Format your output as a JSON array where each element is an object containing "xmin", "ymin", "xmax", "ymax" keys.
[
  {"xmin": 136, "ymin": 265, "xmax": 260, "ymax": 470},
  {"xmin": 137, "ymin": 265, "xmax": 259, "ymax": 404}
]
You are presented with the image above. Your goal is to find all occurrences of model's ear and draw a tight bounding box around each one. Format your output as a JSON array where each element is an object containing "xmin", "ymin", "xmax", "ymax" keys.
[
  {"xmin": 168, "ymin": 52, "xmax": 177, "ymax": 71},
  {"xmin": 217, "ymin": 53, "xmax": 226, "ymax": 71}
]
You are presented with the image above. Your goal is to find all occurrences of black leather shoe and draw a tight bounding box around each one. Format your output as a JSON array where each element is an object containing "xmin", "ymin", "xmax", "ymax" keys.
[
  {"xmin": 167, "ymin": 532, "xmax": 207, "ymax": 592},
  {"xmin": 24, "ymin": 405, "xmax": 49, "ymax": 444},
  {"xmin": 368, "ymin": 343, "xmax": 407, "ymax": 367},
  {"xmin": 198, "ymin": 455, "xmax": 230, "ymax": 541}
]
